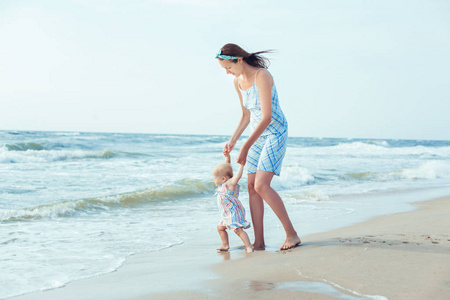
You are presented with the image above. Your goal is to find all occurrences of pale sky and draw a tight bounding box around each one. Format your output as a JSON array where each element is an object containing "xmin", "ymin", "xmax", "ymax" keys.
[{"xmin": 1, "ymin": 0, "xmax": 449, "ymax": 140}]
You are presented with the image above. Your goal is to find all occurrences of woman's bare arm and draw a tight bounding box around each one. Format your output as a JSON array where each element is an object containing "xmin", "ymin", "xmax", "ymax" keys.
[{"xmin": 223, "ymin": 77, "xmax": 250, "ymax": 155}]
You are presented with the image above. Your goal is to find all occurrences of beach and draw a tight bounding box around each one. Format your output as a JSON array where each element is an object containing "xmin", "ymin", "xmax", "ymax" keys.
[{"xmin": 13, "ymin": 194, "xmax": 450, "ymax": 300}]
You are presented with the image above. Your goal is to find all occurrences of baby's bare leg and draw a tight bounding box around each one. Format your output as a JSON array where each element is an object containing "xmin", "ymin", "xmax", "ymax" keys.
[
  {"xmin": 217, "ymin": 225, "xmax": 230, "ymax": 251},
  {"xmin": 234, "ymin": 228, "xmax": 254, "ymax": 253}
]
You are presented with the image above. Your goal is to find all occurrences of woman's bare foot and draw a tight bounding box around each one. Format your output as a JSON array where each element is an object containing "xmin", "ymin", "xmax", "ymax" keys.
[
  {"xmin": 245, "ymin": 246, "xmax": 254, "ymax": 253},
  {"xmin": 280, "ymin": 235, "xmax": 301, "ymax": 250},
  {"xmin": 216, "ymin": 245, "xmax": 230, "ymax": 251},
  {"xmin": 253, "ymin": 242, "xmax": 265, "ymax": 251}
]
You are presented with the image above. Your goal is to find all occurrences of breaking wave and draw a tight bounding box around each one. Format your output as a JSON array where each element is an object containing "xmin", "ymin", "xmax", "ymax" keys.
[
  {"xmin": 0, "ymin": 179, "xmax": 214, "ymax": 222},
  {"xmin": 274, "ymin": 165, "xmax": 316, "ymax": 190},
  {"xmin": 5, "ymin": 142, "xmax": 45, "ymax": 151}
]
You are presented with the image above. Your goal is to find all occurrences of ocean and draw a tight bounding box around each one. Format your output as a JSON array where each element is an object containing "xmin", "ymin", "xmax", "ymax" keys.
[{"xmin": 1, "ymin": 130, "xmax": 450, "ymax": 299}]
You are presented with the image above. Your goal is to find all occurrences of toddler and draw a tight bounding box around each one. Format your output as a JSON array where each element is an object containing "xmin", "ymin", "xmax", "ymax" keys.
[{"xmin": 213, "ymin": 154, "xmax": 253, "ymax": 253}]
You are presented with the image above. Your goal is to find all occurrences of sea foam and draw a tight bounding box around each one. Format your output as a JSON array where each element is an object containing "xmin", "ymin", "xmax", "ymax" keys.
[{"xmin": 342, "ymin": 160, "xmax": 450, "ymax": 182}]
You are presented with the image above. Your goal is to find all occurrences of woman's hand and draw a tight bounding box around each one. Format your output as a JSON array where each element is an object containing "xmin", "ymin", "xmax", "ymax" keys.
[{"xmin": 236, "ymin": 145, "xmax": 249, "ymax": 165}]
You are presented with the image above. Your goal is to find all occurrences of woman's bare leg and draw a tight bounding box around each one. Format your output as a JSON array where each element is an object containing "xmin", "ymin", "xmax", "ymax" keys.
[
  {"xmin": 248, "ymin": 173, "xmax": 265, "ymax": 250},
  {"xmin": 254, "ymin": 170, "xmax": 301, "ymax": 250},
  {"xmin": 216, "ymin": 225, "xmax": 230, "ymax": 251}
]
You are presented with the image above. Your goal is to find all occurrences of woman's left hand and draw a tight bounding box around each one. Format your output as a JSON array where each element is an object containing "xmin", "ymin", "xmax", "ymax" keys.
[{"xmin": 236, "ymin": 145, "xmax": 249, "ymax": 165}]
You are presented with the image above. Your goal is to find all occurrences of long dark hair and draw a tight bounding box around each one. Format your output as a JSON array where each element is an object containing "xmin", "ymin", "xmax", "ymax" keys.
[{"xmin": 219, "ymin": 43, "xmax": 273, "ymax": 69}]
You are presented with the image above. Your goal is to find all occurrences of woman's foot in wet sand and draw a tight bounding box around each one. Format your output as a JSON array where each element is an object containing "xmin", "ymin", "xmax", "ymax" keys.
[
  {"xmin": 280, "ymin": 235, "xmax": 301, "ymax": 250},
  {"xmin": 217, "ymin": 245, "xmax": 230, "ymax": 251},
  {"xmin": 245, "ymin": 246, "xmax": 254, "ymax": 253},
  {"xmin": 253, "ymin": 242, "xmax": 265, "ymax": 251}
]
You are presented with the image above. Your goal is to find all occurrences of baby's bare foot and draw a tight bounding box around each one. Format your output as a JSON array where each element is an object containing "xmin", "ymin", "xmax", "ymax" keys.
[
  {"xmin": 216, "ymin": 245, "xmax": 230, "ymax": 251},
  {"xmin": 280, "ymin": 235, "xmax": 301, "ymax": 250}
]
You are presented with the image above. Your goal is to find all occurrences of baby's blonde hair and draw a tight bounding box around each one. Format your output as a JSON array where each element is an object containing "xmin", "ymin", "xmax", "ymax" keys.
[{"xmin": 214, "ymin": 163, "xmax": 233, "ymax": 179}]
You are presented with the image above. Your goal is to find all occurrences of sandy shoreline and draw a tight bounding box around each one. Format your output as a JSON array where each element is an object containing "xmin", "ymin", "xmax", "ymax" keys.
[
  {"xmin": 200, "ymin": 196, "xmax": 450, "ymax": 300},
  {"xmin": 13, "ymin": 194, "xmax": 450, "ymax": 300}
]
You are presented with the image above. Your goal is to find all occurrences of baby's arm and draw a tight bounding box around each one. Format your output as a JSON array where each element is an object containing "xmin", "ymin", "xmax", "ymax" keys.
[
  {"xmin": 226, "ymin": 163, "xmax": 244, "ymax": 191},
  {"xmin": 224, "ymin": 152, "xmax": 231, "ymax": 164}
]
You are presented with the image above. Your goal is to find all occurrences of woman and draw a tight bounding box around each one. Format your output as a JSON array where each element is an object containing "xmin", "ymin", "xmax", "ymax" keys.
[{"xmin": 216, "ymin": 43, "xmax": 301, "ymax": 250}]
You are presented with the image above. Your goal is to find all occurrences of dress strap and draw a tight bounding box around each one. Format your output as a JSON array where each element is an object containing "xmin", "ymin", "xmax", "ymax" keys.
[{"xmin": 253, "ymin": 68, "xmax": 265, "ymax": 85}]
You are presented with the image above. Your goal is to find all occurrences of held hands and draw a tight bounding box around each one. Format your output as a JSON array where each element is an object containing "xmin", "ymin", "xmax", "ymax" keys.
[{"xmin": 222, "ymin": 141, "xmax": 235, "ymax": 157}]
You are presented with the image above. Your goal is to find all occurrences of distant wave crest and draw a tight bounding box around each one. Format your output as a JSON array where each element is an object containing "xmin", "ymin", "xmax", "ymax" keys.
[
  {"xmin": 342, "ymin": 160, "xmax": 450, "ymax": 182},
  {"xmin": 0, "ymin": 147, "xmax": 116, "ymax": 163},
  {"xmin": 328, "ymin": 142, "xmax": 450, "ymax": 158},
  {"xmin": 5, "ymin": 142, "xmax": 45, "ymax": 151}
]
